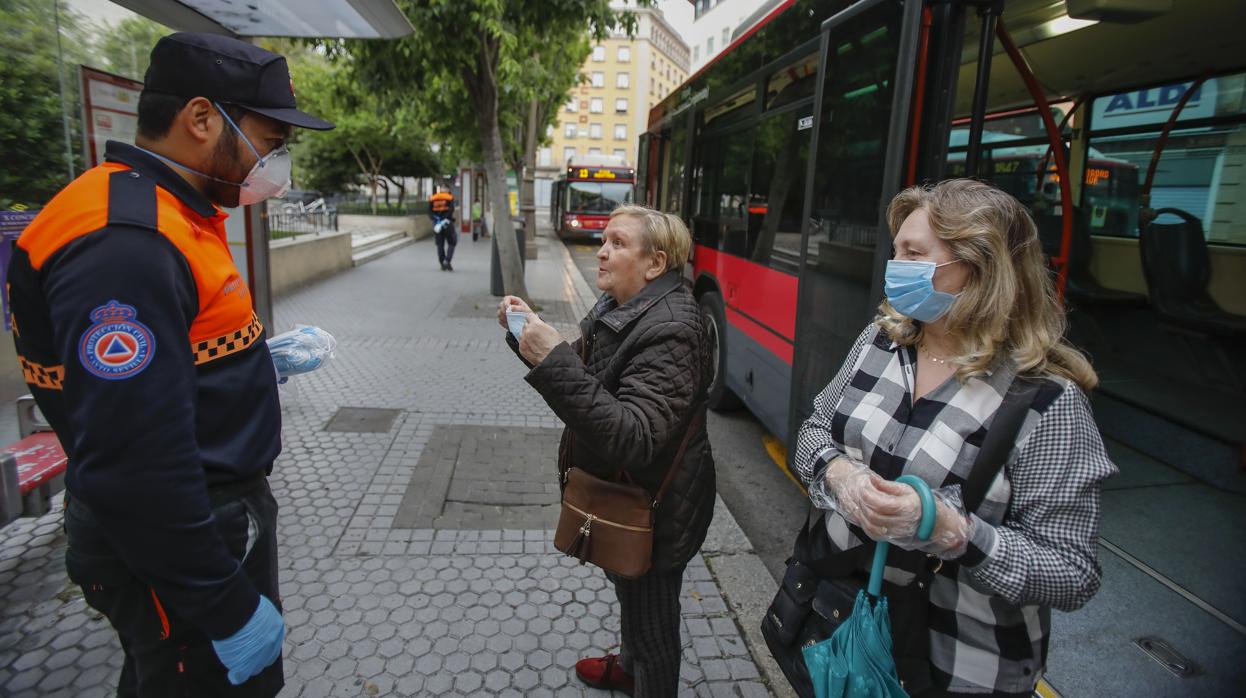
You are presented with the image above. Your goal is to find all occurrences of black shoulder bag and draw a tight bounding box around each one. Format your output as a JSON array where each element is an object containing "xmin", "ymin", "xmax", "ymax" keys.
[{"xmin": 761, "ymin": 378, "xmax": 1043, "ymax": 698}]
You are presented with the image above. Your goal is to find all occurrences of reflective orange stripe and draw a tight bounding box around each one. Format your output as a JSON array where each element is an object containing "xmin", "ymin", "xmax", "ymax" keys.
[
  {"xmin": 149, "ymin": 588, "xmax": 171, "ymax": 640},
  {"xmin": 192, "ymin": 313, "xmax": 264, "ymax": 366},
  {"xmin": 19, "ymin": 356, "xmax": 63, "ymax": 390}
]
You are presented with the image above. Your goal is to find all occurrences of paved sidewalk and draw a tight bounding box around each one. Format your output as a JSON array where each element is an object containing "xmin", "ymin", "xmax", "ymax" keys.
[{"xmin": 0, "ymin": 227, "xmax": 778, "ymax": 696}]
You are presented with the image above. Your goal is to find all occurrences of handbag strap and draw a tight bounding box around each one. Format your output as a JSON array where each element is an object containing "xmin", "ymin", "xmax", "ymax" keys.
[{"xmin": 961, "ymin": 376, "xmax": 1043, "ymax": 513}]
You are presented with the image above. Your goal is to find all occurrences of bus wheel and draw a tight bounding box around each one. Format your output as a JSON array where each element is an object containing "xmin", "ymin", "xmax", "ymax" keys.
[{"xmin": 699, "ymin": 292, "xmax": 742, "ymax": 411}]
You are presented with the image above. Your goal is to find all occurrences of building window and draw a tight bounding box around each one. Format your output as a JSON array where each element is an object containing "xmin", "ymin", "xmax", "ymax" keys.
[
  {"xmin": 614, "ymin": 124, "xmax": 627, "ymax": 140},
  {"xmin": 707, "ymin": 37, "xmax": 714, "ymax": 54},
  {"xmin": 616, "ymin": 72, "xmax": 630, "ymax": 89},
  {"xmin": 650, "ymin": 77, "xmax": 655, "ymax": 94},
  {"xmin": 563, "ymin": 146, "xmax": 576, "ymax": 163},
  {"xmin": 613, "ymin": 148, "xmax": 627, "ymax": 159},
  {"xmin": 591, "ymin": 71, "xmax": 605, "ymax": 87},
  {"xmin": 617, "ymin": 46, "xmax": 631, "ymax": 62},
  {"xmin": 590, "ymin": 97, "xmax": 604, "ymax": 114},
  {"xmin": 615, "ymin": 98, "xmax": 628, "ymax": 113},
  {"xmin": 589, "ymin": 123, "xmax": 603, "ymax": 139},
  {"xmin": 565, "ymin": 97, "xmax": 578, "ymax": 113},
  {"xmin": 539, "ymin": 147, "xmax": 552, "ymax": 166},
  {"xmin": 722, "ymin": 27, "xmax": 730, "ymax": 46},
  {"xmin": 692, "ymin": 45, "xmax": 699, "ymax": 63},
  {"xmin": 564, "ymin": 122, "xmax": 577, "ymax": 138},
  {"xmin": 592, "ymin": 45, "xmax": 606, "ymax": 62},
  {"xmin": 588, "ymin": 147, "xmax": 602, "ymax": 156}
]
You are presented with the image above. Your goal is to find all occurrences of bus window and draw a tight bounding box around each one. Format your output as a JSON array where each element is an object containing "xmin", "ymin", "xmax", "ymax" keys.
[
  {"xmin": 765, "ymin": 51, "xmax": 818, "ymax": 111},
  {"xmin": 703, "ymin": 85, "xmax": 758, "ymax": 128},
  {"xmin": 661, "ymin": 117, "xmax": 688, "ymax": 215},
  {"xmin": 790, "ymin": 0, "xmax": 906, "ymax": 433},
  {"xmin": 718, "ymin": 132, "xmax": 754, "ymax": 257},
  {"xmin": 567, "ymin": 181, "xmax": 632, "ymax": 214},
  {"xmin": 1088, "ymin": 72, "xmax": 1246, "ymax": 246},
  {"xmin": 749, "ymin": 106, "xmax": 813, "ymax": 272}
]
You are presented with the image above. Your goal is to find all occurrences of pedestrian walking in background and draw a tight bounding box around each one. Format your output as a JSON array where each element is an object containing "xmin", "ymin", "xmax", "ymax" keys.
[
  {"xmin": 498, "ymin": 205, "xmax": 716, "ymax": 697},
  {"xmin": 7, "ymin": 33, "xmax": 334, "ymax": 697},
  {"xmin": 791, "ymin": 179, "xmax": 1116, "ymax": 697},
  {"xmin": 430, "ymin": 185, "xmax": 457, "ymax": 270}
]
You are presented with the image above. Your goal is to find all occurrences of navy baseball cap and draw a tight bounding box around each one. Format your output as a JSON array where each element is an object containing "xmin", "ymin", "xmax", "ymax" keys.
[{"xmin": 144, "ymin": 33, "xmax": 334, "ymax": 131}]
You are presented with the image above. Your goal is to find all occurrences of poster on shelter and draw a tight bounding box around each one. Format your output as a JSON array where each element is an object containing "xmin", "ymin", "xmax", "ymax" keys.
[{"xmin": 79, "ymin": 66, "xmax": 144, "ymax": 169}]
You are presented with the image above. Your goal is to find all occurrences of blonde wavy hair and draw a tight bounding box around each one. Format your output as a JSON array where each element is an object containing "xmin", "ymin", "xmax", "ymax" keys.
[
  {"xmin": 876, "ymin": 179, "xmax": 1098, "ymax": 391},
  {"xmin": 610, "ymin": 204, "xmax": 691, "ymax": 272}
]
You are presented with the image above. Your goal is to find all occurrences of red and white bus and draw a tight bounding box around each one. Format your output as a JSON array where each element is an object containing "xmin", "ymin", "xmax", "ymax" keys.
[
  {"xmin": 550, "ymin": 155, "xmax": 635, "ymax": 240},
  {"xmin": 639, "ymin": 1, "xmax": 1246, "ymax": 695}
]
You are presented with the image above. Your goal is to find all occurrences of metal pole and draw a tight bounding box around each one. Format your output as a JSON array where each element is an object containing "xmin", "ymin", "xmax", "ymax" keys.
[
  {"xmin": 53, "ymin": 0, "xmax": 75, "ymax": 180},
  {"xmin": 964, "ymin": 2, "xmax": 1000, "ymax": 179}
]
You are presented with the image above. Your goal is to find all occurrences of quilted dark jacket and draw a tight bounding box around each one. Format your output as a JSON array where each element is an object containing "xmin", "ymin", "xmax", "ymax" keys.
[{"xmin": 518, "ymin": 270, "xmax": 716, "ymax": 573}]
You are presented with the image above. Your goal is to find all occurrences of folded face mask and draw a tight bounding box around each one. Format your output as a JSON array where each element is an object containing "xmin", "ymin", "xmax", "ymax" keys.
[{"xmin": 506, "ymin": 310, "xmax": 528, "ymax": 340}]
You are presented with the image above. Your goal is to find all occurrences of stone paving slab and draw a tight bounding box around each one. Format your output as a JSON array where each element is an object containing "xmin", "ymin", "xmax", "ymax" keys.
[{"xmin": 0, "ymin": 230, "xmax": 776, "ymax": 696}]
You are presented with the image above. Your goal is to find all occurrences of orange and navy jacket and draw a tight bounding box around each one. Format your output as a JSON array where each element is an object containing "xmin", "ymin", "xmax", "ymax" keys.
[
  {"xmin": 429, "ymin": 191, "xmax": 455, "ymax": 222},
  {"xmin": 6, "ymin": 141, "xmax": 279, "ymax": 639}
]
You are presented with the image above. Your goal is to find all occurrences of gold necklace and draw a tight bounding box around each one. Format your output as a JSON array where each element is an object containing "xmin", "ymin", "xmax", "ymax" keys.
[{"xmin": 919, "ymin": 343, "xmax": 952, "ymax": 366}]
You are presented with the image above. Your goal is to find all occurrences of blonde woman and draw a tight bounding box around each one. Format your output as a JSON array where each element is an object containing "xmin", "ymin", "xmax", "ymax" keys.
[
  {"xmin": 794, "ymin": 179, "xmax": 1116, "ymax": 697},
  {"xmin": 499, "ymin": 204, "xmax": 715, "ymax": 697}
]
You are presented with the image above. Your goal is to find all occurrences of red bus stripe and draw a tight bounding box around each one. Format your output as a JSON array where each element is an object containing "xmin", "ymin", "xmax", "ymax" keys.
[
  {"xmin": 693, "ymin": 245, "xmax": 798, "ymax": 340},
  {"xmin": 726, "ymin": 306, "xmax": 794, "ymax": 365}
]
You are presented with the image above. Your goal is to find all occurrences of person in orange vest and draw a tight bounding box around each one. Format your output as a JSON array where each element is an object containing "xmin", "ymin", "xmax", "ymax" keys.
[
  {"xmin": 7, "ymin": 33, "xmax": 332, "ymax": 697},
  {"xmin": 430, "ymin": 185, "xmax": 458, "ymax": 270}
]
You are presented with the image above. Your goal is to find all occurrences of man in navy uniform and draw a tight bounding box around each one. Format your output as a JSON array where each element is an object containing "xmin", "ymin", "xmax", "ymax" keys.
[{"xmin": 7, "ymin": 33, "xmax": 332, "ymax": 697}]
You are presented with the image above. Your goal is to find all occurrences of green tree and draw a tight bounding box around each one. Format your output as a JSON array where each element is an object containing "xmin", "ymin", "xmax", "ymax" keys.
[
  {"xmin": 0, "ymin": 0, "xmax": 92, "ymax": 209},
  {"xmin": 92, "ymin": 16, "xmax": 168, "ymax": 81},
  {"xmin": 281, "ymin": 43, "xmax": 441, "ymax": 209},
  {"xmin": 342, "ymin": 0, "xmax": 651, "ymax": 299}
]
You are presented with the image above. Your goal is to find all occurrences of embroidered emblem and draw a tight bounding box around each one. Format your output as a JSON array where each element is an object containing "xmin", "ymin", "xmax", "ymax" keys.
[{"xmin": 78, "ymin": 301, "xmax": 155, "ymax": 380}]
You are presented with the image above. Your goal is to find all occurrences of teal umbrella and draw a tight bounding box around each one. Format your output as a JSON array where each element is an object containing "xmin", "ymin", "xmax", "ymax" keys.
[{"xmin": 803, "ymin": 474, "xmax": 936, "ymax": 698}]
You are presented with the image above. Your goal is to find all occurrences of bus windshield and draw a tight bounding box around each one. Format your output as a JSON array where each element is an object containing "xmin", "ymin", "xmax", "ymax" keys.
[{"xmin": 566, "ymin": 181, "xmax": 632, "ymax": 214}]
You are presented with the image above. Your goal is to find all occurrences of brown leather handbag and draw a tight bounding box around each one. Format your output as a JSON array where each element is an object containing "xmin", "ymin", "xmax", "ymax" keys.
[{"xmin": 554, "ymin": 410, "xmax": 702, "ymax": 579}]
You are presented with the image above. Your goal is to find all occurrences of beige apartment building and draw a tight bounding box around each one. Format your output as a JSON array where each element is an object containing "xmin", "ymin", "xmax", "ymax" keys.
[{"xmin": 540, "ymin": 5, "xmax": 690, "ymax": 176}]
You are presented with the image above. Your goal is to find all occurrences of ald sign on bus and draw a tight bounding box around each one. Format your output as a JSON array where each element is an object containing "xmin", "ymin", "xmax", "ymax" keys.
[{"xmin": 1093, "ymin": 79, "xmax": 1217, "ymax": 130}]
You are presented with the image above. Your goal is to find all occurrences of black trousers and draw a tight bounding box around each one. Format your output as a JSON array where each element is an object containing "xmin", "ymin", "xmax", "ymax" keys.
[
  {"xmin": 611, "ymin": 565, "xmax": 686, "ymax": 698},
  {"xmin": 64, "ymin": 481, "xmax": 283, "ymax": 698},
  {"xmin": 435, "ymin": 224, "xmax": 458, "ymax": 264}
]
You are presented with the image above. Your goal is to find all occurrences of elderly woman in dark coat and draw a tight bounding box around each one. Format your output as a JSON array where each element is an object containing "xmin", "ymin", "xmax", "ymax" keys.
[{"xmin": 499, "ymin": 204, "xmax": 715, "ymax": 697}]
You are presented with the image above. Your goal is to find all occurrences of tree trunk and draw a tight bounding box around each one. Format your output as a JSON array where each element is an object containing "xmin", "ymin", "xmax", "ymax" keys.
[
  {"xmin": 471, "ymin": 41, "xmax": 529, "ymax": 299},
  {"xmin": 522, "ymin": 98, "xmax": 539, "ymax": 257}
]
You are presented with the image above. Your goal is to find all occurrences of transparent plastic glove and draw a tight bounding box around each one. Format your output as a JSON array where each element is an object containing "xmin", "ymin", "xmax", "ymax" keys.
[
  {"xmin": 808, "ymin": 456, "xmax": 882, "ymax": 527},
  {"xmin": 857, "ymin": 479, "xmax": 972, "ymax": 559},
  {"xmin": 211, "ymin": 595, "xmax": 284, "ymax": 686},
  {"xmin": 267, "ymin": 325, "xmax": 336, "ymax": 383}
]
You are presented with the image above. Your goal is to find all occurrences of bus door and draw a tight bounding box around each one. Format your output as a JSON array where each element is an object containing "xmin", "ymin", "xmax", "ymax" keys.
[{"xmin": 787, "ymin": 0, "xmax": 924, "ymax": 447}]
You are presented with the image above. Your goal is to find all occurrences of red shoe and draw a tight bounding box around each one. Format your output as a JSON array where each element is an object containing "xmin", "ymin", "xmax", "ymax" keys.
[{"xmin": 575, "ymin": 654, "xmax": 635, "ymax": 695}]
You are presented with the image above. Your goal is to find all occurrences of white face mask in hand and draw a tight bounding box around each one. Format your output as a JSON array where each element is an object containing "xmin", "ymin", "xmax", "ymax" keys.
[{"xmin": 507, "ymin": 310, "xmax": 529, "ymax": 340}]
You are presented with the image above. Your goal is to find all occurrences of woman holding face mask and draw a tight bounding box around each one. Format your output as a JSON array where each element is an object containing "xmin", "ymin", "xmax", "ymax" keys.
[
  {"xmin": 498, "ymin": 204, "xmax": 715, "ymax": 697},
  {"xmin": 794, "ymin": 179, "xmax": 1116, "ymax": 697}
]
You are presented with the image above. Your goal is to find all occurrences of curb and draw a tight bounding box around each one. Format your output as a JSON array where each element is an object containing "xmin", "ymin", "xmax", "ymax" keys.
[{"xmin": 548, "ymin": 232, "xmax": 796, "ymax": 698}]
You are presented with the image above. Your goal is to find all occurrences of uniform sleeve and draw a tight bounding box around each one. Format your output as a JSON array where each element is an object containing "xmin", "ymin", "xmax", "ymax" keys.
[
  {"xmin": 794, "ymin": 324, "xmax": 877, "ymax": 488},
  {"xmin": 525, "ymin": 321, "xmax": 703, "ymax": 478},
  {"xmin": 959, "ymin": 385, "xmax": 1118, "ymax": 611},
  {"xmin": 44, "ymin": 227, "xmax": 259, "ymax": 639}
]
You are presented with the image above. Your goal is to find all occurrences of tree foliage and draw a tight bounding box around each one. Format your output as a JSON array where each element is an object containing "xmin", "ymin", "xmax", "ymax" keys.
[
  {"xmin": 0, "ymin": 0, "xmax": 92, "ymax": 209},
  {"xmin": 336, "ymin": 0, "xmax": 652, "ymax": 297},
  {"xmin": 92, "ymin": 15, "xmax": 167, "ymax": 81}
]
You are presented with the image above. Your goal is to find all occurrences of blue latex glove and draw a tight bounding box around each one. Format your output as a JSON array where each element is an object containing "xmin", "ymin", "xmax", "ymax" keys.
[{"xmin": 211, "ymin": 595, "xmax": 284, "ymax": 685}]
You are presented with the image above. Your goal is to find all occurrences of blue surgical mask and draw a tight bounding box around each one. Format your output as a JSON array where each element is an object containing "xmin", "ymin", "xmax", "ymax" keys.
[{"xmin": 884, "ymin": 259, "xmax": 961, "ymax": 322}]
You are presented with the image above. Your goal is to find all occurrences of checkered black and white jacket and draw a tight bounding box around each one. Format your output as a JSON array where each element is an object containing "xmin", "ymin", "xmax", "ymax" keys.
[{"xmin": 795, "ymin": 324, "xmax": 1117, "ymax": 695}]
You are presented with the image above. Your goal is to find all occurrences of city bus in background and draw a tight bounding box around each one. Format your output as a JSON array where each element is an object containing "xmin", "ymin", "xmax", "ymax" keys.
[
  {"xmin": 549, "ymin": 154, "xmax": 635, "ymax": 241},
  {"xmin": 638, "ymin": 0, "xmax": 1246, "ymax": 695}
]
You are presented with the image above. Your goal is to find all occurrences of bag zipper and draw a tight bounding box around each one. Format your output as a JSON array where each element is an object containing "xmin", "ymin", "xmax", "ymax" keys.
[{"xmin": 564, "ymin": 501, "xmax": 652, "ymax": 533}]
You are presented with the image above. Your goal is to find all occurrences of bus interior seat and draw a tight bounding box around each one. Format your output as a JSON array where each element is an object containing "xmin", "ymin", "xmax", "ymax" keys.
[
  {"xmin": 1065, "ymin": 209, "xmax": 1147, "ymax": 307},
  {"xmin": 1139, "ymin": 208, "xmax": 1246, "ymax": 338}
]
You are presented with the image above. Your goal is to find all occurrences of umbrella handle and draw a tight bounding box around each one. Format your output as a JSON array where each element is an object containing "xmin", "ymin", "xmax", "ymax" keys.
[{"xmin": 867, "ymin": 476, "xmax": 937, "ymax": 597}]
